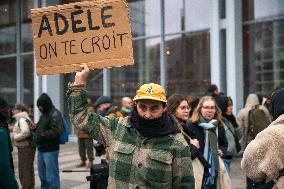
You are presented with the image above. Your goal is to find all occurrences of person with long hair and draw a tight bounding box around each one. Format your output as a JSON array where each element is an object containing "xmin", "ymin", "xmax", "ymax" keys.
[
  {"xmin": 214, "ymin": 96, "xmax": 241, "ymax": 175},
  {"xmin": 167, "ymin": 94, "xmax": 200, "ymax": 151},
  {"xmin": 167, "ymin": 94, "xmax": 211, "ymax": 189},
  {"xmin": 188, "ymin": 96, "xmax": 228, "ymax": 189}
]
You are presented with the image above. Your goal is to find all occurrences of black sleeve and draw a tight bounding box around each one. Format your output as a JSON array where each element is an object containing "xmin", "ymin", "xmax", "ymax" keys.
[
  {"xmin": 189, "ymin": 144, "xmax": 198, "ymax": 160},
  {"xmin": 218, "ymin": 126, "xmax": 228, "ymax": 156},
  {"xmin": 184, "ymin": 120, "xmax": 196, "ymax": 139}
]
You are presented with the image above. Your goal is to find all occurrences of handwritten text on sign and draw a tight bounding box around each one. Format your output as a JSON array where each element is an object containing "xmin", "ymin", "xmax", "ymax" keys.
[{"xmin": 31, "ymin": 0, "xmax": 133, "ymax": 75}]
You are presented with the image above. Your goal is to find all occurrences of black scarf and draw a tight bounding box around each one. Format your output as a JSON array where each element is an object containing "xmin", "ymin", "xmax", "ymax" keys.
[{"xmin": 130, "ymin": 109, "xmax": 179, "ymax": 138}]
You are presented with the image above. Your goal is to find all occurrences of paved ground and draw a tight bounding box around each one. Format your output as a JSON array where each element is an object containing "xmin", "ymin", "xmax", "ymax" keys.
[
  {"xmin": 12, "ymin": 141, "xmax": 246, "ymax": 189},
  {"xmin": 231, "ymin": 156, "xmax": 246, "ymax": 189}
]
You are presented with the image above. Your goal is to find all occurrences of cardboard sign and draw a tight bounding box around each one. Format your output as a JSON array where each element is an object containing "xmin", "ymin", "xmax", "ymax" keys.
[{"xmin": 31, "ymin": 0, "xmax": 133, "ymax": 75}]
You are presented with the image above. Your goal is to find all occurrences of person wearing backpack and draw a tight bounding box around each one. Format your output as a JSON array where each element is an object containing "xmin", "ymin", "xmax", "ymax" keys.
[
  {"xmin": 11, "ymin": 103, "xmax": 36, "ymax": 189},
  {"xmin": 236, "ymin": 93, "xmax": 271, "ymax": 189},
  {"xmin": 241, "ymin": 88, "xmax": 284, "ymax": 189},
  {"xmin": 35, "ymin": 93, "xmax": 63, "ymax": 189},
  {"xmin": 236, "ymin": 93, "xmax": 271, "ymax": 152}
]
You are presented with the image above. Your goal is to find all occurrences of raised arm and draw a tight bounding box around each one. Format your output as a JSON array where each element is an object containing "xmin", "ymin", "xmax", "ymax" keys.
[{"xmin": 67, "ymin": 64, "xmax": 116, "ymax": 147}]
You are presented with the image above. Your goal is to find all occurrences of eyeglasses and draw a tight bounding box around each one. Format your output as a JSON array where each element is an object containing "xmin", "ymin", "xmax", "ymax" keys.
[
  {"xmin": 202, "ymin": 106, "xmax": 216, "ymax": 110},
  {"xmin": 178, "ymin": 106, "xmax": 190, "ymax": 111}
]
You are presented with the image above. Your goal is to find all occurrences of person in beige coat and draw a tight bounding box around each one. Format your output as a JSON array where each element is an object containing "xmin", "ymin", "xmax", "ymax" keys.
[
  {"xmin": 11, "ymin": 103, "xmax": 36, "ymax": 189},
  {"xmin": 241, "ymin": 88, "xmax": 284, "ymax": 189},
  {"xmin": 236, "ymin": 93, "xmax": 271, "ymax": 152}
]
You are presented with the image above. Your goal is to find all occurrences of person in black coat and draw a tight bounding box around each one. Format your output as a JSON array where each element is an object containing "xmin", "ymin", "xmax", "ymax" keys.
[
  {"xmin": 187, "ymin": 96, "xmax": 228, "ymax": 189},
  {"xmin": 214, "ymin": 96, "xmax": 242, "ymax": 174},
  {"xmin": 0, "ymin": 97, "xmax": 19, "ymax": 189}
]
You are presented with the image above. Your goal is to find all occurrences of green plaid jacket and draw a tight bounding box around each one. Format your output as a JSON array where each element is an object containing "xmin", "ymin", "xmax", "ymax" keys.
[{"xmin": 67, "ymin": 85, "xmax": 195, "ymax": 189}]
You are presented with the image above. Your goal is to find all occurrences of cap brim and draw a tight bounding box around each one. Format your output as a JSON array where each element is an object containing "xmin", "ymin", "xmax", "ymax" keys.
[{"xmin": 133, "ymin": 96, "xmax": 167, "ymax": 103}]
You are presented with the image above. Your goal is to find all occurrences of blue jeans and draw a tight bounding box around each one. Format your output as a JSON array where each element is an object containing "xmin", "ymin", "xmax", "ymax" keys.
[
  {"xmin": 37, "ymin": 150, "xmax": 60, "ymax": 189},
  {"xmin": 224, "ymin": 159, "xmax": 231, "ymax": 175}
]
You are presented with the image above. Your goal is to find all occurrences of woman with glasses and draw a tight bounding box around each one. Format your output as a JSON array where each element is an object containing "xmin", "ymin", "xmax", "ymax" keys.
[
  {"xmin": 167, "ymin": 94, "xmax": 211, "ymax": 189},
  {"xmin": 167, "ymin": 94, "xmax": 200, "ymax": 151},
  {"xmin": 187, "ymin": 96, "xmax": 228, "ymax": 189}
]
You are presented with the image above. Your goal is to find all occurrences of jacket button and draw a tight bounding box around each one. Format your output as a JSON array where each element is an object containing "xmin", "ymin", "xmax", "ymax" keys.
[{"xmin": 138, "ymin": 162, "xmax": 142, "ymax": 168}]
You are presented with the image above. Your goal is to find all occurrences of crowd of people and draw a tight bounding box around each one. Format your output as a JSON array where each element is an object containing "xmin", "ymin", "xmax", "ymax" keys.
[
  {"xmin": 0, "ymin": 93, "xmax": 64, "ymax": 189},
  {"xmin": 66, "ymin": 64, "xmax": 284, "ymax": 189},
  {"xmin": 1, "ymin": 64, "xmax": 284, "ymax": 189}
]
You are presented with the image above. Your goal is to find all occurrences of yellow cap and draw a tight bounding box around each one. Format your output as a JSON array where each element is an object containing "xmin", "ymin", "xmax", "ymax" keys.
[{"xmin": 133, "ymin": 83, "xmax": 167, "ymax": 103}]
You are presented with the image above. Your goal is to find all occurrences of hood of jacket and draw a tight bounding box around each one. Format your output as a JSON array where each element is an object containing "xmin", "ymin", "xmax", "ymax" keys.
[
  {"xmin": 37, "ymin": 93, "xmax": 53, "ymax": 113},
  {"xmin": 245, "ymin": 94, "xmax": 260, "ymax": 108}
]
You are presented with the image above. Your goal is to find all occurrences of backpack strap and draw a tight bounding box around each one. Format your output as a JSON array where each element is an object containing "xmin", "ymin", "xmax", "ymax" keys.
[
  {"xmin": 247, "ymin": 106, "xmax": 255, "ymax": 140},
  {"xmin": 179, "ymin": 123, "xmax": 211, "ymax": 169}
]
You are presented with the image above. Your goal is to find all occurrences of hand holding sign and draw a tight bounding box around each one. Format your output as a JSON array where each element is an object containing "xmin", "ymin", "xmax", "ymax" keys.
[
  {"xmin": 74, "ymin": 64, "xmax": 90, "ymax": 86},
  {"xmin": 31, "ymin": 0, "xmax": 133, "ymax": 75}
]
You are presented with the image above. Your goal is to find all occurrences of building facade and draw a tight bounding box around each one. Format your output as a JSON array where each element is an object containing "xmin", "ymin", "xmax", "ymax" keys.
[{"xmin": 0, "ymin": 0, "xmax": 283, "ymax": 131}]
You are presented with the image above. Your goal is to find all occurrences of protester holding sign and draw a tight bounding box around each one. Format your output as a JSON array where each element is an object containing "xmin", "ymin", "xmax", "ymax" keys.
[{"xmin": 67, "ymin": 64, "xmax": 195, "ymax": 188}]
